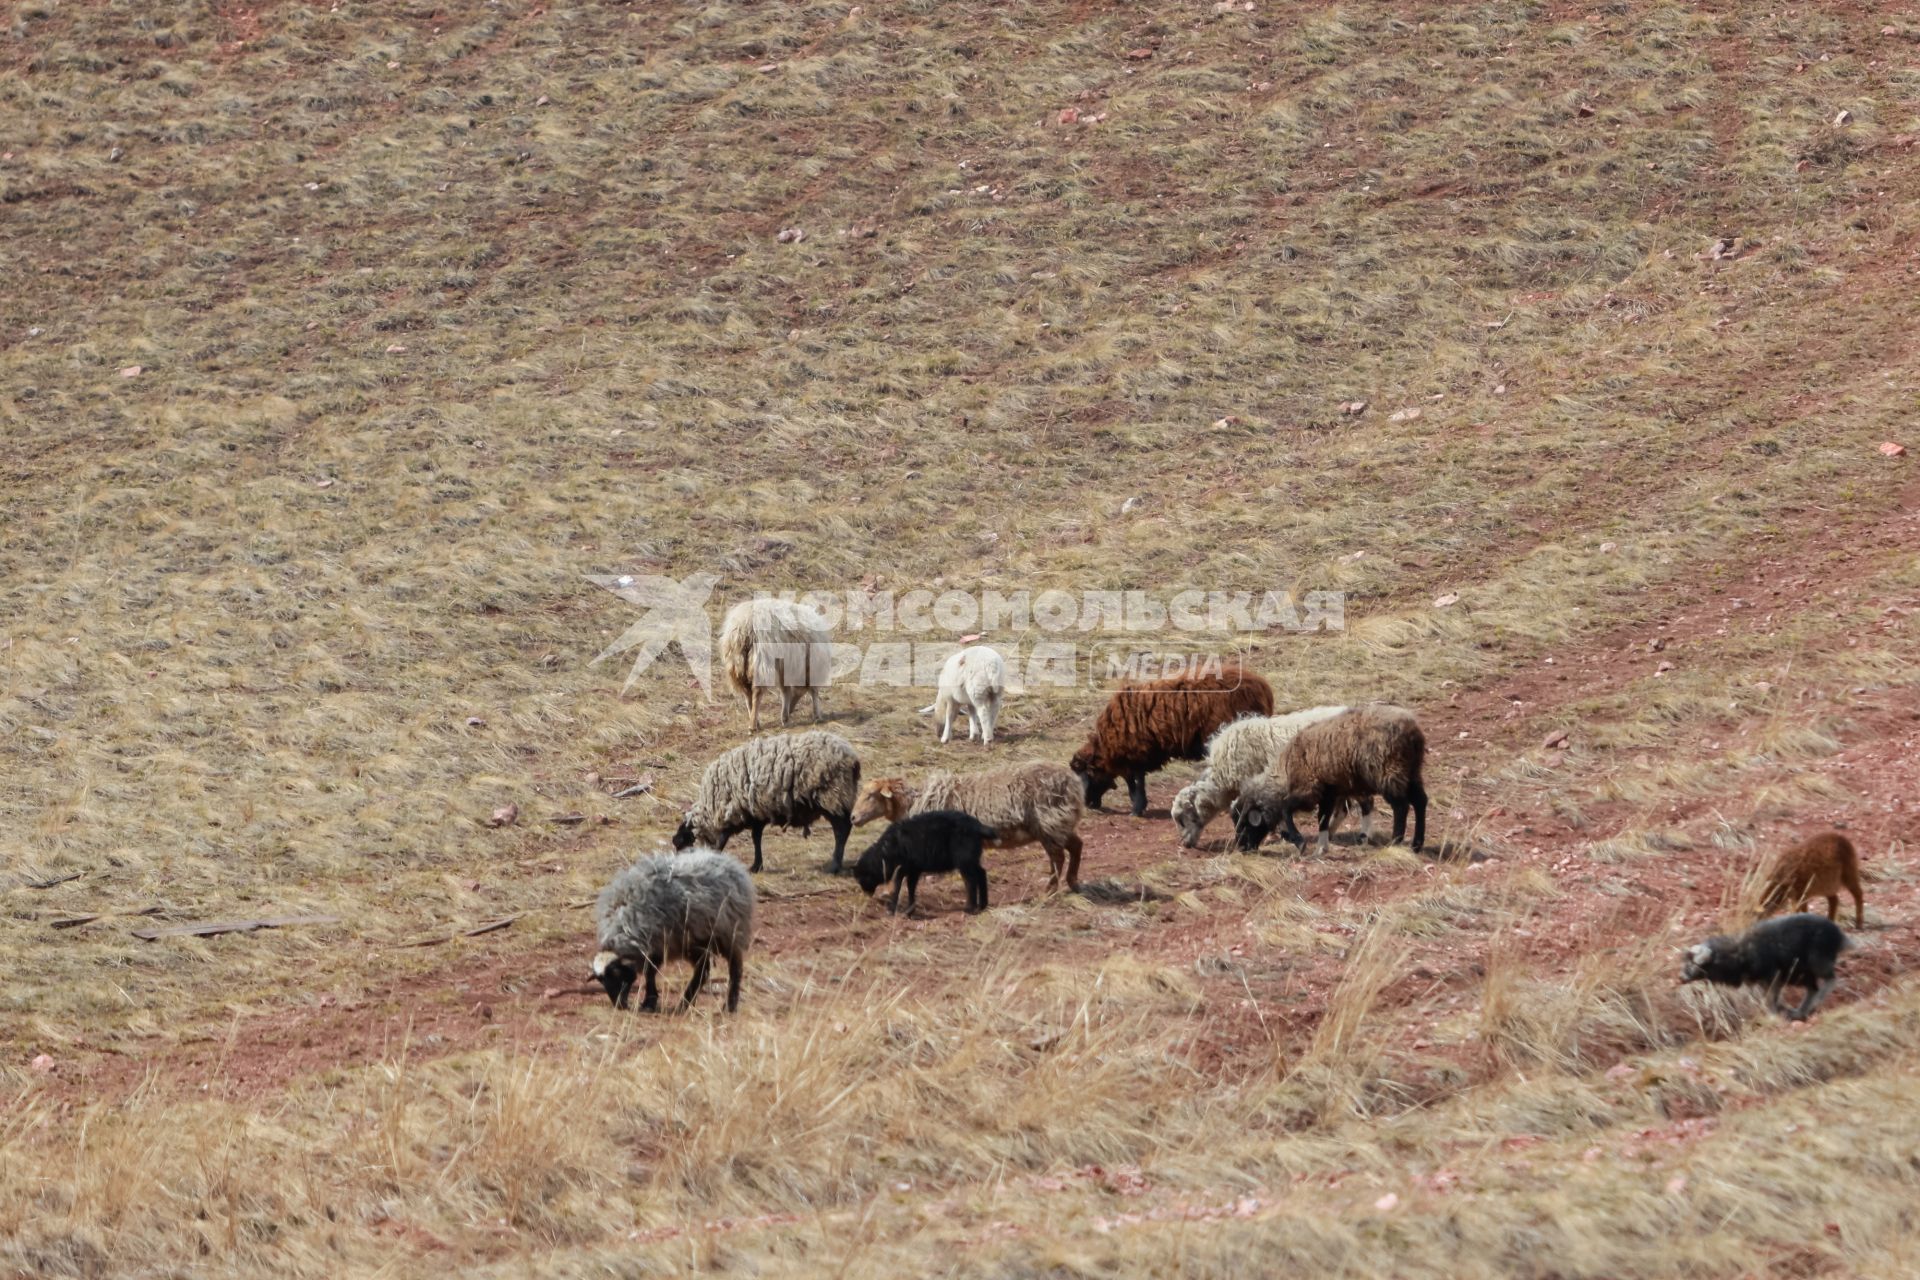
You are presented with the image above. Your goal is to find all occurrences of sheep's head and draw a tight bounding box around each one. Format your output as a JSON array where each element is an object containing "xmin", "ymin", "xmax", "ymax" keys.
[
  {"xmin": 852, "ymin": 841, "xmax": 888, "ymax": 896},
  {"xmin": 1679, "ymin": 938, "xmax": 1732, "ymax": 985},
  {"xmin": 1170, "ymin": 786, "xmax": 1204, "ymax": 848},
  {"xmin": 1230, "ymin": 780, "xmax": 1291, "ymax": 852},
  {"xmin": 1069, "ymin": 746, "xmax": 1115, "ymax": 809},
  {"xmin": 851, "ymin": 779, "xmax": 907, "ymax": 827},
  {"xmin": 590, "ymin": 949, "xmax": 640, "ymax": 1008},
  {"xmin": 670, "ymin": 814, "xmax": 700, "ymax": 850}
]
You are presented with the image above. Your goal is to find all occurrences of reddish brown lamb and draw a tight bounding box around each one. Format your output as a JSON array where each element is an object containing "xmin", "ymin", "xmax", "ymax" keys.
[
  {"xmin": 1758, "ymin": 831, "xmax": 1864, "ymax": 929},
  {"xmin": 1068, "ymin": 660, "xmax": 1275, "ymax": 816}
]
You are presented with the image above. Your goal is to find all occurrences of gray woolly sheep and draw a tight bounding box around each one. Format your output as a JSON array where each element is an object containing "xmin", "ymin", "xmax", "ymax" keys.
[
  {"xmin": 1231, "ymin": 704, "xmax": 1427, "ymax": 854},
  {"xmin": 721, "ymin": 598, "xmax": 833, "ymax": 732},
  {"xmin": 591, "ymin": 849, "xmax": 756, "ymax": 1012},
  {"xmin": 850, "ymin": 760, "xmax": 1086, "ymax": 890},
  {"xmin": 918, "ymin": 645, "xmax": 1007, "ymax": 746},
  {"xmin": 1170, "ymin": 706, "xmax": 1365, "ymax": 848},
  {"xmin": 1681, "ymin": 913, "xmax": 1855, "ymax": 1020},
  {"xmin": 673, "ymin": 729, "xmax": 861, "ymax": 873}
]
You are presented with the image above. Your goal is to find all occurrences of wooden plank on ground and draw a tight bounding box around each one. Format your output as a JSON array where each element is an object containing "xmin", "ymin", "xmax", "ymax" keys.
[{"xmin": 132, "ymin": 914, "xmax": 340, "ymax": 941}]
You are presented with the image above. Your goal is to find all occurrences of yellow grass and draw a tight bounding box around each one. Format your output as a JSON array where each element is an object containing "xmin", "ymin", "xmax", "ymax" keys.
[{"xmin": 5, "ymin": 0, "xmax": 1920, "ymax": 1275}]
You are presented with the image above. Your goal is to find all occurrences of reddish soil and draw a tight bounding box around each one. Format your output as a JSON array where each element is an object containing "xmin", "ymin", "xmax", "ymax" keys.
[{"xmin": 42, "ymin": 478, "xmax": 1920, "ymax": 1108}]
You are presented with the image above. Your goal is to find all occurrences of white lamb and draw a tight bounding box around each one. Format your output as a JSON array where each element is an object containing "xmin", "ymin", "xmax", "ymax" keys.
[
  {"xmin": 918, "ymin": 645, "xmax": 1007, "ymax": 746},
  {"xmin": 1171, "ymin": 705, "xmax": 1368, "ymax": 847}
]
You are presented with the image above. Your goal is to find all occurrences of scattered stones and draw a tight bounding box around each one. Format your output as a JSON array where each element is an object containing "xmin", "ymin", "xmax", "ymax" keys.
[
  {"xmin": 1833, "ymin": 109, "xmax": 1852, "ymax": 127},
  {"xmin": 1879, "ymin": 441, "xmax": 1907, "ymax": 457},
  {"xmin": 1388, "ymin": 407, "xmax": 1422, "ymax": 422},
  {"xmin": 1433, "ymin": 591, "xmax": 1459, "ymax": 608},
  {"xmin": 118, "ymin": 365, "xmax": 142, "ymax": 377},
  {"xmin": 1542, "ymin": 729, "xmax": 1569, "ymax": 749},
  {"xmin": 487, "ymin": 803, "xmax": 519, "ymax": 827},
  {"xmin": 1340, "ymin": 400, "xmax": 1368, "ymax": 415},
  {"xmin": 1125, "ymin": 47, "xmax": 1154, "ymax": 59},
  {"xmin": 776, "ymin": 227, "xmax": 805, "ymax": 243}
]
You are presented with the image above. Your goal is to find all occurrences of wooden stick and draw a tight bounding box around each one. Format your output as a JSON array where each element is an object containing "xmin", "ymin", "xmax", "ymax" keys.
[{"xmin": 132, "ymin": 914, "xmax": 340, "ymax": 941}]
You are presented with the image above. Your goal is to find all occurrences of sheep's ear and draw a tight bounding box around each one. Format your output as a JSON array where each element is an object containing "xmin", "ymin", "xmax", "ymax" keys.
[
  {"xmin": 1688, "ymin": 943, "xmax": 1713, "ymax": 966},
  {"xmin": 591, "ymin": 950, "xmax": 618, "ymax": 977},
  {"xmin": 878, "ymin": 786, "xmax": 892, "ymax": 799}
]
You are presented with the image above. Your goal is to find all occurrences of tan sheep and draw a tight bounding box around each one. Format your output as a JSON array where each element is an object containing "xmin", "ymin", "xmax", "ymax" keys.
[
  {"xmin": 852, "ymin": 761, "xmax": 1086, "ymax": 891},
  {"xmin": 720, "ymin": 598, "xmax": 832, "ymax": 732}
]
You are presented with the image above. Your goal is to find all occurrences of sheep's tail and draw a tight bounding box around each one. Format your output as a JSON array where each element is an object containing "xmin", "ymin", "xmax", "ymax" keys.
[{"xmin": 720, "ymin": 610, "xmax": 754, "ymax": 699}]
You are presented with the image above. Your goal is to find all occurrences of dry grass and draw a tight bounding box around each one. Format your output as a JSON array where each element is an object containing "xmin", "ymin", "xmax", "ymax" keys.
[{"xmin": 5, "ymin": 0, "xmax": 1920, "ymax": 1274}]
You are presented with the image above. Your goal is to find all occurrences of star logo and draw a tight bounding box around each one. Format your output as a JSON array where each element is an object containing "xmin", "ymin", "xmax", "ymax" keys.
[{"xmin": 586, "ymin": 571, "xmax": 721, "ymax": 697}]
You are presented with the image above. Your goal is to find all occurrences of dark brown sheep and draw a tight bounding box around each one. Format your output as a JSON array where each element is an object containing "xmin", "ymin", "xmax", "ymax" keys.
[{"xmin": 1068, "ymin": 661, "xmax": 1275, "ymax": 816}]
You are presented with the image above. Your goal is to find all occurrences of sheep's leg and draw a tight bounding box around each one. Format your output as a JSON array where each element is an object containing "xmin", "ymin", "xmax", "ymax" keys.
[
  {"xmin": 1040, "ymin": 840, "xmax": 1064, "ymax": 891},
  {"xmin": 724, "ymin": 949, "xmax": 744, "ymax": 1012},
  {"xmin": 827, "ymin": 813, "xmax": 852, "ymax": 874},
  {"xmin": 939, "ymin": 698, "xmax": 954, "ymax": 744},
  {"xmin": 640, "ymin": 955, "xmax": 662, "ymax": 1013},
  {"xmin": 1063, "ymin": 833, "xmax": 1082, "ymax": 889},
  {"xmin": 980, "ymin": 695, "xmax": 996, "ymax": 746},
  {"xmin": 1409, "ymin": 783, "xmax": 1427, "ymax": 854},
  {"xmin": 809, "ymin": 685, "xmax": 822, "ymax": 723},
  {"xmin": 681, "ymin": 951, "xmax": 712, "ymax": 1010},
  {"xmin": 1792, "ymin": 976, "xmax": 1839, "ymax": 1020},
  {"xmin": 749, "ymin": 822, "xmax": 766, "ymax": 873},
  {"xmin": 747, "ymin": 685, "xmax": 761, "ymax": 732},
  {"xmin": 1765, "ymin": 981, "xmax": 1789, "ymax": 1017},
  {"xmin": 1278, "ymin": 805, "xmax": 1307, "ymax": 852},
  {"xmin": 966, "ymin": 864, "xmax": 988, "ymax": 914},
  {"xmin": 1356, "ymin": 796, "xmax": 1375, "ymax": 844},
  {"xmin": 1315, "ymin": 796, "xmax": 1336, "ymax": 856},
  {"xmin": 1388, "ymin": 795, "xmax": 1409, "ymax": 848},
  {"xmin": 887, "ymin": 868, "xmax": 907, "ymax": 915},
  {"xmin": 904, "ymin": 869, "xmax": 921, "ymax": 916},
  {"xmin": 1127, "ymin": 773, "xmax": 1148, "ymax": 818},
  {"xmin": 1846, "ymin": 867, "xmax": 1865, "ymax": 929},
  {"xmin": 779, "ymin": 686, "xmax": 797, "ymax": 728}
]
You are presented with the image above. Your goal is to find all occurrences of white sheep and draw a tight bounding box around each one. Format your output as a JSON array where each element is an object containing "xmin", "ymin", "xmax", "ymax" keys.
[
  {"xmin": 1170, "ymin": 706, "xmax": 1365, "ymax": 848},
  {"xmin": 720, "ymin": 598, "xmax": 833, "ymax": 732},
  {"xmin": 917, "ymin": 645, "xmax": 1007, "ymax": 745}
]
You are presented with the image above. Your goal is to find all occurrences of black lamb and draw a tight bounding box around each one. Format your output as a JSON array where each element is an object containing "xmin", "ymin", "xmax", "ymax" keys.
[
  {"xmin": 1680, "ymin": 913, "xmax": 1856, "ymax": 1020},
  {"xmin": 852, "ymin": 810, "xmax": 997, "ymax": 916}
]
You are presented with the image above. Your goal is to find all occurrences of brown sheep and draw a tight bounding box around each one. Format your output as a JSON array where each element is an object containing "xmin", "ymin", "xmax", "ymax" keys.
[
  {"xmin": 1757, "ymin": 831, "xmax": 1863, "ymax": 928},
  {"xmin": 1069, "ymin": 661, "xmax": 1275, "ymax": 817},
  {"xmin": 852, "ymin": 761, "xmax": 1086, "ymax": 890},
  {"xmin": 1232, "ymin": 704, "xmax": 1427, "ymax": 854}
]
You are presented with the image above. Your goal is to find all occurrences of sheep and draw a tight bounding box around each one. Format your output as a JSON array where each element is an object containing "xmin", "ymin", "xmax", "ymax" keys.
[
  {"xmin": 853, "ymin": 810, "xmax": 997, "ymax": 915},
  {"xmin": 917, "ymin": 645, "xmax": 1007, "ymax": 746},
  {"xmin": 1231, "ymin": 704, "xmax": 1428, "ymax": 854},
  {"xmin": 1681, "ymin": 913, "xmax": 1856, "ymax": 1020},
  {"xmin": 672, "ymin": 730, "xmax": 861, "ymax": 873},
  {"xmin": 851, "ymin": 760, "xmax": 1086, "ymax": 890},
  {"xmin": 1756, "ymin": 831, "xmax": 1864, "ymax": 928},
  {"xmin": 720, "ymin": 597, "xmax": 833, "ymax": 732},
  {"xmin": 1069, "ymin": 661, "xmax": 1275, "ymax": 817},
  {"xmin": 590, "ymin": 849, "xmax": 756, "ymax": 1012},
  {"xmin": 1169, "ymin": 706, "xmax": 1368, "ymax": 848}
]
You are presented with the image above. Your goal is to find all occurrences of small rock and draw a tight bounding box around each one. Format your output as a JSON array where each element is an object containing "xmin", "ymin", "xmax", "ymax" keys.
[
  {"xmin": 1655, "ymin": 661, "xmax": 1675, "ymax": 676},
  {"xmin": 1879, "ymin": 441, "xmax": 1906, "ymax": 457},
  {"xmin": 1665, "ymin": 1175, "xmax": 1688, "ymax": 1195},
  {"xmin": 1212, "ymin": 415, "xmax": 1240, "ymax": 428},
  {"xmin": 1833, "ymin": 109, "xmax": 1852, "ymax": 127},
  {"xmin": 535, "ymin": 94, "xmax": 550, "ymax": 105},
  {"xmin": 756, "ymin": 62, "xmax": 779, "ymax": 73},
  {"xmin": 776, "ymin": 227, "xmax": 805, "ymax": 243},
  {"xmin": 1576, "ymin": 102, "xmax": 1596, "ymax": 117},
  {"xmin": 1647, "ymin": 636, "xmax": 1667, "ymax": 653},
  {"xmin": 30, "ymin": 1054, "xmax": 55, "ymax": 1074},
  {"xmin": 314, "ymin": 478, "xmax": 334, "ymax": 489},
  {"xmin": 1433, "ymin": 591, "xmax": 1459, "ymax": 608},
  {"xmin": 1374, "ymin": 1193, "xmax": 1399, "ymax": 1212},
  {"xmin": 487, "ymin": 803, "xmax": 519, "ymax": 828},
  {"xmin": 1125, "ymin": 47, "xmax": 1153, "ymax": 59},
  {"xmin": 1341, "ymin": 400, "xmax": 1368, "ymax": 415},
  {"xmin": 1059, "ymin": 107, "xmax": 1079, "ymax": 125},
  {"xmin": 385, "ymin": 343, "xmax": 407, "ymax": 354},
  {"xmin": 1250, "ymin": 81, "xmax": 1273, "ymax": 92},
  {"xmin": 466, "ymin": 716, "xmax": 487, "ymax": 728},
  {"xmin": 1542, "ymin": 729, "xmax": 1569, "ymax": 749},
  {"xmin": 1492, "ymin": 384, "xmax": 1507, "ymax": 395},
  {"xmin": 1388, "ymin": 407, "xmax": 1422, "ymax": 422},
  {"xmin": 118, "ymin": 365, "xmax": 143, "ymax": 378},
  {"xmin": 1599, "ymin": 541, "xmax": 1617, "ymax": 553},
  {"xmin": 1605, "ymin": 1062, "xmax": 1636, "ymax": 1081},
  {"xmin": 1120, "ymin": 496, "xmax": 1144, "ymax": 514}
]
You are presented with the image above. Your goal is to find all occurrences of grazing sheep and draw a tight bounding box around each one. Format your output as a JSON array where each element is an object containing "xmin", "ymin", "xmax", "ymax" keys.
[
  {"xmin": 1681, "ymin": 913, "xmax": 1855, "ymax": 1020},
  {"xmin": 851, "ymin": 761, "xmax": 1086, "ymax": 890},
  {"xmin": 720, "ymin": 598, "xmax": 833, "ymax": 732},
  {"xmin": 1232, "ymin": 704, "xmax": 1427, "ymax": 854},
  {"xmin": 673, "ymin": 730, "xmax": 861, "ymax": 873},
  {"xmin": 1069, "ymin": 661, "xmax": 1275, "ymax": 817},
  {"xmin": 853, "ymin": 810, "xmax": 997, "ymax": 915},
  {"xmin": 1757, "ymin": 831, "xmax": 1864, "ymax": 928},
  {"xmin": 1170, "ymin": 706, "xmax": 1370, "ymax": 848},
  {"xmin": 918, "ymin": 645, "xmax": 1007, "ymax": 745},
  {"xmin": 591, "ymin": 849, "xmax": 756, "ymax": 1012}
]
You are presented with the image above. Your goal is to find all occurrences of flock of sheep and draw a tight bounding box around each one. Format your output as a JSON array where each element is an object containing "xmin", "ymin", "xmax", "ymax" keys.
[{"xmin": 588, "ymin": 599, "xmax": 1868, "ymax": 1021}]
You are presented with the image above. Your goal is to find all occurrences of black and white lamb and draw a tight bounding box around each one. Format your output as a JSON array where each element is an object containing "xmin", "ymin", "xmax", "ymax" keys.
[
  {"xmin": 852, "ymin": 809, "xmax": 997, "ymax": 916},
  {"xmin": 1680, "ymin": 912, "xmax": 1856, "ymax": 1020},
  {"xmin": 591, "ymin": 849, "xmax": 757, "ymax": 1013},
  {"xmin": 673, "ymin": 729, "xmax": 861, "ymax": 872}
]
